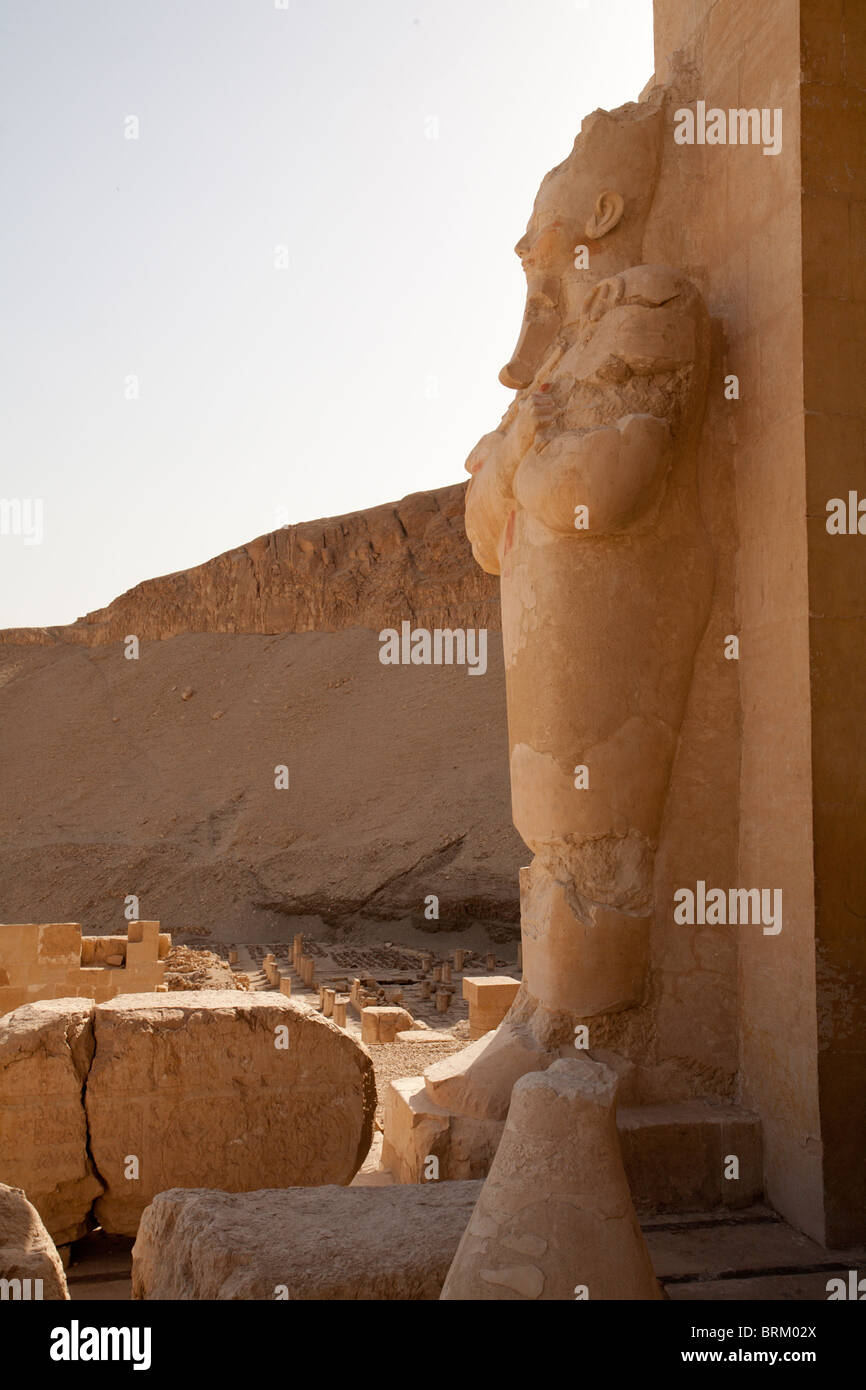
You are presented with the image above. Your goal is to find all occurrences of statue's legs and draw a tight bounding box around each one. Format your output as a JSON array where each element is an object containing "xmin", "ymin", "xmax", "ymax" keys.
[{"xmin": 423, "ymin": 850, "xmax": 651, "ymax": 1120}]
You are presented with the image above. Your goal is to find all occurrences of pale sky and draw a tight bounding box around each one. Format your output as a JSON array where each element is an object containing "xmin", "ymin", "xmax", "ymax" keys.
[{"xmin": 0, "ymin": 0, "xmax": 654, "ymax": 629}]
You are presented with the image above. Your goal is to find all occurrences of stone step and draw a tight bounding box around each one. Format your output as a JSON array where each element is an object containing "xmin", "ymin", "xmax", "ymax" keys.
[
  {"xmin": 382, "ymin": 1077, "xmax": 763, "ymax": 1215},
  {"xmin": 646, "ymin": 1216, "xmax": 866, "ymax": 1282}
]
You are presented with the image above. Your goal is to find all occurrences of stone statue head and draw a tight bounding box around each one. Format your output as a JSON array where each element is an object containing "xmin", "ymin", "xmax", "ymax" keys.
[{"xmin": 500, "ymin": 92, "xmax": 666, "ymax": 389}]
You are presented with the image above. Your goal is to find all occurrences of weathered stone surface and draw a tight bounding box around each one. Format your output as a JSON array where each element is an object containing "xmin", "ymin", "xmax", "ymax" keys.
[
  {"xmin": 0, "ymin": 999, "xmax": 102, "ymax": 1245},
  {"xmin": 85, "ymin": 992, "xmax": 376, "ymax": 1236},
  {"xmin": 0, "ymin": 1183, "xmax": 69, "ymax": 1300},
  {"xmin": 132, "ymin": 1181, "xmax": 483, "ymax": 1300},
  {"xmin": 441, "ymin": 1059, "xmax": 661, "ymax": 1300}
]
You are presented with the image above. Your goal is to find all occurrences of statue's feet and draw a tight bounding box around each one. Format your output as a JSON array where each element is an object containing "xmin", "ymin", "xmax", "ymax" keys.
[{"xmin": 422, "ymin": 984, "xmax": 575, "ymax": 1121}]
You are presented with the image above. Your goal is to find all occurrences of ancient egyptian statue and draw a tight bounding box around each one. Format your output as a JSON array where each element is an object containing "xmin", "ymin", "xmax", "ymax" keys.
[{"xmin": 429, "ymin": 92, "xmax": 713, "ymax": 1121}]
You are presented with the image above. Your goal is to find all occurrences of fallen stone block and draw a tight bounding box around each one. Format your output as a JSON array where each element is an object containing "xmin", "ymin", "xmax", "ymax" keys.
[
  {"xmin": 0, "ymin": 1182, "xmax": 69, "ymax": 1300},
  {"xmin": 85, "ymin": 991, "xmax": 376, "ymax": 1236},
  {"xmin": 0, "ymin": 999, "xmax": 103, "ymax": 1245},
  {"xmin": 361, "ymin": 1005, "xmax": 413, "ymax": 1043},
  {"xmin": 381, "ymin": 1077, "xmax": 502, "ymax": 1183},
  {"xmin": 132, "ymin": 1181, "xmax": 483, "ymax": 1300},
  {"xmin": 395, "ymin": 1030, "xmax": 455, "ymax": 1044}
]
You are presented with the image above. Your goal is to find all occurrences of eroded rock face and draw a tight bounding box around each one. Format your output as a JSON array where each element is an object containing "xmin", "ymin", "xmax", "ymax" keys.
[
  {"xmin": 132, "ymin": 1181, "xmax": 483, "ymax": 1300},
  {"xmin": 0, "ymin": 1183, "xmax": 69, "ymax": 1300},
  {"xmin": 0, "ymin": 999, "xmax": 102, "ymax": 1245},
  {"xmin": 0, "ymin": 483, "xmax": 497, "ymax": 648},
  {"xmin": 86, "ymin": 992, "xmax": 376, "ymax": 1236}
]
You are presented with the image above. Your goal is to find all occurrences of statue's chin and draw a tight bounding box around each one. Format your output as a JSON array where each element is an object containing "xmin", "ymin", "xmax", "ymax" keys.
[{"xmin": 499, "ymin": 298, "xmax": 560, "ymax": 390}]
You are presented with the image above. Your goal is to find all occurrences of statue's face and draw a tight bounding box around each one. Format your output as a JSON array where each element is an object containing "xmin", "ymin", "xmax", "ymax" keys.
[
  {"xmin": 499, "ymin": 185, "xmax": 588, "ymax": 391},
  {"xmin": 499, "ymin": 139, "xmax": 628, "ymax": 390}
]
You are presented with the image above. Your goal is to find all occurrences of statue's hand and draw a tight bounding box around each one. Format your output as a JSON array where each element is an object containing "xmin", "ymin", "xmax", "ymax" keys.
[{"xmin": 511, "ymin": 386, "xmax": 560, "ymax": 458}]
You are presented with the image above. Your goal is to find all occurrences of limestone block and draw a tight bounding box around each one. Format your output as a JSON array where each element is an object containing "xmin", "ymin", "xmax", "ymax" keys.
[
  {"xmin": 618, "ymin": 1102, "xmax": 762, "ymax": 1214},
  {"xmin": 395, "ymin": 1031, "xmax": 455, "ymax": 1045},
  {"xmin": 381, "ymin": 1077, "xmax": 503, "ymax": 1184},
  {"xmin": 126, "ymin": 921, "xmax": 160, "ymax": 971},
  {"xmin": 85, "ymin": 992, "xmax": 376, "ymax": 1236},
  {"xmin": 441, "ymin": 1059, "xmax": 661, "ymax": 1300},
  {"xmin": 0, "ymin": 999, "xmax": 103, "ymax": 1245},
  {"xmin": 332, "ymin": 996, "xmax": 348, "ymax": 1028},
  {"xmin": 132, "ymin": 1181, "xmax": 483, "ymax": 1300},
  {"xmin": 36, "ymin": 924, "xmax": 80, "ymax": 973},
  {"xmin": 361, "ymin": 1006, "xmax": 413, "ymax": 1044},
  {"xmin": 128, "ymin": 921, "xmax": 159, "ymax": 945},
  {"xmin": 322, "ymin": 988, "xmax": 335, "ymax": 1017},
  {"xmin": 0, "ymin": 925, "xmax": 40, "ymax": 984},
  {"xmin": 462, "ymin": 975, "xmax": 520, "ymax": 1039},
  {"xmin": 0, "ymin": 1183, "xmax": 69, "ymax": 1300}
]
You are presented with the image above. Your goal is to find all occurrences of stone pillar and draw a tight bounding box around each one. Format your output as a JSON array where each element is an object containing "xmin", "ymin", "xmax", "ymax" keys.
[
  {"xmin": 435, "ymin": 989, "xmax": 450, "ymax": 1014},
  {"xmin": 279, "ymin": 974, "xmax": 292, "ymax": 998},
  {"xmin": 228, "ymin": 947, "xmax": 238, "ymax": 966},
  {"xmin": 333, "ymin": 996, "xmax": 348, "ymax": 1029},
  {"xmin": 452, "ymin": 950, "xmax": 466, "ymax": 972},
  {"xmin": 484, "ymin": 953, "xmax": 496, "ymax": 972},
  {"xmin": 420, "ymin": 953, "xmax": 434, "ymax": 972},
  {"xmin": 419, "ymin": 981, "xmax": 432, "ymax": 1000},
  {"xmin": 441, "ymin": 962, "xmax": 452, "ymax": 985},
  {"xmin": 322, "ymin": 988, "xmax": 336, "ymax": 1018},
  {"xmin": 432, "ymin": 964, "xmax": 443, "ymax": 983},
  {"xmin": 441, "ymin": 1058, "xmax": 661, "ymax": 1300}
]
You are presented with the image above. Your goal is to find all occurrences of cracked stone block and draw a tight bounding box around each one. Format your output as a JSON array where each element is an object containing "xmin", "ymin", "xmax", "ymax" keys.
[
  {"xmin": 86, "ymin": 992, "xmax": 377, "ymax": 1236},
  {"xmin": 0, "ymin": 998, "xmax": 103, "ymax": 1245}
]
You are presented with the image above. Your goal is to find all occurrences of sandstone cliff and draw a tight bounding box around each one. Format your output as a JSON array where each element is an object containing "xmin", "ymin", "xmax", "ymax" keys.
[{"xmin": 0, "ymin": 483, "xmax": 499, "ymax": 648}]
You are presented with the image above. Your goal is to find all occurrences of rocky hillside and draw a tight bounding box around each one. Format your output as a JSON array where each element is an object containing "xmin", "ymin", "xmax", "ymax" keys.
[
  {"xmin": 0, "ymin": 486, "xmax": 523, "ymax": 943},
  {"xmin": 0, "ymin": 483, "xmax": 499, "ymax": 648}
]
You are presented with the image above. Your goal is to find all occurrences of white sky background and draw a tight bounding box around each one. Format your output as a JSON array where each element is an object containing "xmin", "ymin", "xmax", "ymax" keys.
[{"xmin": 0, "ymin": 0, "xmax": 654, "ymax": 628}]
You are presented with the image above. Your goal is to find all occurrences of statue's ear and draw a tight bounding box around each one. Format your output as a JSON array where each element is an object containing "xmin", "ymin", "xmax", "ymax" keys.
[{"xmin": 585, "ymin": 190, "xmax": 624, "ymax": 239}]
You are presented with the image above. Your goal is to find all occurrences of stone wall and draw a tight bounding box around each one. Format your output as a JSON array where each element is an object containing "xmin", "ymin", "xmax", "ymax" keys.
[
  {"xmin": 0, "ymin": 921, "xmax": 170, "ymax": 1017},
  {"xmin": 652, "ymin": 0, "xmax": 865, "ymax": 1246}
]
